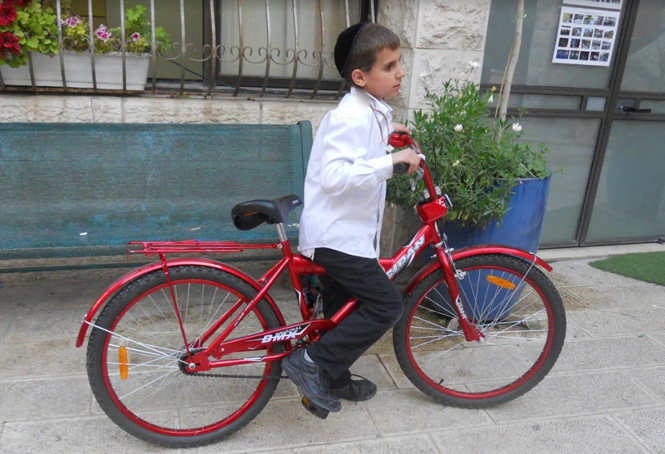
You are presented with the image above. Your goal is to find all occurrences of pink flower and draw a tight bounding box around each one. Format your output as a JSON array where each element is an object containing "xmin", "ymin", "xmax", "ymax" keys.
[
  {"xmin": 63, "ymin": 16, "xmax": 79, "ymax": 28},
  {"xmin": 96, "ymin": 25, "xmax": 111, "ymax": 42},
  {"xmin": 131, "ymin": 32, "xmax": 141, "ymax": 41}
]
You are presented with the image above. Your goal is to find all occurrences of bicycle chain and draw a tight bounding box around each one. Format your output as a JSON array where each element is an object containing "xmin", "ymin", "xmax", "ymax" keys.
[
  {"xmin": 187, "ymin": 371, "xmax": 290, "ymax": 380},
  {"xmin": 184, "ymin": 342, "xmax": 306, "ymax": 380}
]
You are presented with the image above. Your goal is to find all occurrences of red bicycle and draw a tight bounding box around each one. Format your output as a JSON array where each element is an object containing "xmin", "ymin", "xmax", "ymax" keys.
[{"xmin": 76, "ymin": 133, "xmax": 566, "ymax": 448}]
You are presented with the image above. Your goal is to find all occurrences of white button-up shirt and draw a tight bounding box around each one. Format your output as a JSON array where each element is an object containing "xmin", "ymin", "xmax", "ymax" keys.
[{"xmin": 299, "ymin": 87, "xmax": 394, "ymax": 259}]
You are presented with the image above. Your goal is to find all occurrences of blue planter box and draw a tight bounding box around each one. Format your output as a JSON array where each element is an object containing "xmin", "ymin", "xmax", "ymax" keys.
[
  {"xmin": 445, "ymin": 175, "xmax": 552, "ymax": 253},
  {"xmin": 436, "ymin": 175, "xmax": 551, "ymax": 321}
]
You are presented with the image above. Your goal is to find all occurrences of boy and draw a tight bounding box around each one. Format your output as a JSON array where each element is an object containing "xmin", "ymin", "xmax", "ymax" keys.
[{"xmin": 282, "ymin": 22, "xmax": 422, "ymax": 414}]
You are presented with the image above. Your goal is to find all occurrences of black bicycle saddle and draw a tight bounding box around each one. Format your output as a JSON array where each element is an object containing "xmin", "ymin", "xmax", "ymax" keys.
[{"xmin": 231, "ymin": 194, "xmax": 303, "ymax": 231}]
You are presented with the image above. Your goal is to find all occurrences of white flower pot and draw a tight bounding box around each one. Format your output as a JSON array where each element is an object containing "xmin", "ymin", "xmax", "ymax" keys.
[{"xmin": 0, "ymin": 52, "xmax": 150, "ymax": 90}]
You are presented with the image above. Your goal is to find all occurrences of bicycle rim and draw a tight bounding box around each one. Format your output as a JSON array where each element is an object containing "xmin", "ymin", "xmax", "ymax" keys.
[
  {"xmin": 87, "ymin": 266, "xmax": 282, "ymax": 446},
  {"xmin": 397, "ymin": 254, "xmax": 565, "ymax": 406}
]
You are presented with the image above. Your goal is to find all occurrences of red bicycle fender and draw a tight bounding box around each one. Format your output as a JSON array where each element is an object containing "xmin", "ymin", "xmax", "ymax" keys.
[
  {"xmin": 75, "ymin": 258, "xmax": 285, "ymax": 348},
  {"xmin": 404, "ymin": 245, "xmax": 552, "ymax": 295}
]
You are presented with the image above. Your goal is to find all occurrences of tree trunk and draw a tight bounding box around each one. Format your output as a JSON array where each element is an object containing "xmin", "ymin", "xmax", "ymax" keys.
[{"xmin": 497, "ymin": 0, "xmax": 525, "ymax": 123}]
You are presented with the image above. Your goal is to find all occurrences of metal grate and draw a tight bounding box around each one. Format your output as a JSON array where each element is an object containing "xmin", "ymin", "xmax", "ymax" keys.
[{"xmin": 0, "ymin": 0, "xmax": 375, "ymax": 99}]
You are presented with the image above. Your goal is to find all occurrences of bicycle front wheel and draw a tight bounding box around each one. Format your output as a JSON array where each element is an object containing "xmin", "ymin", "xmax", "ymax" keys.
[
  {"xmin": 86, "ymin": 265, "xmax": 284, "ymax": 448},
  {"xmin": 394, "ymin": 254, "xmax": 566, "ymax": 408}
]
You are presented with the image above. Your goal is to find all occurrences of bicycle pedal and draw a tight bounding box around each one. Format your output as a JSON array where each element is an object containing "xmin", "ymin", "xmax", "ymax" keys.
[{"xmin": 301, "ymin": 396, "xmax": 329, "ymax": 419}]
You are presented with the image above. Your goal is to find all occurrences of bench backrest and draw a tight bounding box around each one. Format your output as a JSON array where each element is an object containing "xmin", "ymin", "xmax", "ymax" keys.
[{"xmin": 0, "ymin": 121, "xmax": 312, "ymax": 258}]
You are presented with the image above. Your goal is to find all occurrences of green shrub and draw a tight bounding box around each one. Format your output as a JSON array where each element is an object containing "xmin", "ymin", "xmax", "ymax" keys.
[{"xmin": 388, "ymin": 80, "xmax": 550, "ymax": 229}]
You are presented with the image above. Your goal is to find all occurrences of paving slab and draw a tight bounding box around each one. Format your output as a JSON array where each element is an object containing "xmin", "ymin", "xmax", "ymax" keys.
[
  {"xmin": 567, "ymin": 307, "xmax": 665, "ymax": 337},
  {"xmin": 566, "ymin": 283, "xmax": 665, "ymax": 310},
  {"xmin": 3, "ymin": 303, "xmax": 89, "ymax": 344},
  {"xmin": 293, "ymin": 434, "xmax": 440, "ymax": 454},
  {"xmin": 0, "ymin": 376, "xmax": 91, "ymax": 422},
  {"xmin": 624, "ymin": 366, "xmax": 665, "ymax": 404},
  {"xmin": 196, "ymin": 397, "xmax": 377, "ymax": 453},
  {"xmin": 0, "ymin": 338, "xmax": 87, "ymax": 379},
  {"xmin": 552, "ymin": 335, "xmax": 665, "ymax": 373},
  {"xmin": 614, "ymin": 408, "xmax": 665, "ymax": 454},
  {"xmin": 429, "ymin": 415, "xmax": 646, "ymax": 454},
  {"xmin": 550, "ymin": 259, "xmax": 629, "ymax": 287},
  {"xmin": 484, "ymin": 371, "xmax": 656, "ymax": 423},
  {"xmin": 0, "ymin": 417, "xmax": 174, "ymax": 454},
  {"xmin": 363, "ymin": 388, "xmax": 492, "ymax": 435}
]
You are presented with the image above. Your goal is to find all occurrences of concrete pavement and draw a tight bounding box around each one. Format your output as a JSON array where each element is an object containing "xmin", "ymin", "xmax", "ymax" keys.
[{"xmin": 1, "ymin": 243, "xmax": 664, "ymax": 453}]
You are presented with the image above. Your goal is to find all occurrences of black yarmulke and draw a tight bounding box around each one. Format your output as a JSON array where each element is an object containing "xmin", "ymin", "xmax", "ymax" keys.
[{"xmin": 334, "ymin": 22, "xmax": 369, "ymax": 77}]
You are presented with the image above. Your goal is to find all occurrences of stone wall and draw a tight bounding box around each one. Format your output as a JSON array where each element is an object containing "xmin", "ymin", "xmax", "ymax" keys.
[
  {"xmin": 379, "ymin": 0, "xmax": 492, "ymax": 122},
  {"xmin": 0, "ymin": 94, "xmax": 335, "ymax": 133}
]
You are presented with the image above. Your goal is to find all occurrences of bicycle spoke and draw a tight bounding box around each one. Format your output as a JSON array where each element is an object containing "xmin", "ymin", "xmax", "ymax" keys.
[
  {"xmin": 87, "ymin": 266, "xmax": 284, "ymax": 445},
  {"xmin": 396, "ymin": 254, "xmax": 565, "ymax": 405}
]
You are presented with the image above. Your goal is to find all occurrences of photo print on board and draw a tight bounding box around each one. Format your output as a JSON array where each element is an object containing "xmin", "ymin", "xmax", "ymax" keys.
[{"xmin": 553, "ymin": 6, "xmax": 620, "ymax": 66}]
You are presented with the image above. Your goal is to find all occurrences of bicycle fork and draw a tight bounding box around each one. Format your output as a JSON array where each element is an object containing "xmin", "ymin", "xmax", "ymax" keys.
[{"xmin": 433, "ymin": 241, "xmax": 485, "ymax": 343}]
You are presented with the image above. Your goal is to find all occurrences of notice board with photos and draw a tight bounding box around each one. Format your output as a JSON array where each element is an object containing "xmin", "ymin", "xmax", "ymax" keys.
[{"xmin": 552, "ymin": 0, "xmax": 623, "ymax": 66}]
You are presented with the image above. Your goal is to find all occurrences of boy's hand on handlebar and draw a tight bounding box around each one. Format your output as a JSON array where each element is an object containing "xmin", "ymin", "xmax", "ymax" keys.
[{"xmin": 392, "ymin": 147, "xmax": 422, "ymax": 175}]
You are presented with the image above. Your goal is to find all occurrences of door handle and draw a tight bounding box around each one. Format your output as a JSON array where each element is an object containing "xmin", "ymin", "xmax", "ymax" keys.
[{"xmin": 620, "ymin": 106, "xmax": 652, "ymax": 113}]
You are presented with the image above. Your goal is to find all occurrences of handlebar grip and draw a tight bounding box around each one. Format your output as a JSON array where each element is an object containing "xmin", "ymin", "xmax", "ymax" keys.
[
  {"xmin": 393, "ymin": 162, "xmax": 409, "ymax": 175},
  {"xmin": 389, "ymin": 132, "xmax": 414, "ymax": 148}
]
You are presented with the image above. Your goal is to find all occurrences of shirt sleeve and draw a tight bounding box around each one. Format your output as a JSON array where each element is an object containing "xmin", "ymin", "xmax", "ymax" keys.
[{"xmin": 319, "ymin": 115, "xmax": 393, "ymax": 196}]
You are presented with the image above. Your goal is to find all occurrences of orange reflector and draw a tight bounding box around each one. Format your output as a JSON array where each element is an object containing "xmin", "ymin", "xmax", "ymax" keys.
[
  {"xmin": 485, "ymin": 275, "xmax": 517, "ymax": 290},
  {"xmin": 119, "ymin": 346, "xmax": 129, "ymax": 380}
]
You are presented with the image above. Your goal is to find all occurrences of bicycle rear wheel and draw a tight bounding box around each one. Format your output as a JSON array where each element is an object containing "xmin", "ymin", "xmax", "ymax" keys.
[
  {"xmin": 394, "ymin": 254, "xmax": 566, "ymax": 408},
  {"xmin": 86, "ymin": 265, "xmax": 284, "ymax": 448}
]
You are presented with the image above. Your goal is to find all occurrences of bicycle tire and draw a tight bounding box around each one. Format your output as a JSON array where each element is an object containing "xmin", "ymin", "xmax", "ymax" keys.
[
  {"xmin": 393, "ymin": 253, "xmax": 566, "ymax": 408},
  {"xmin": 86, "ymin": 265, "xmax": 284, "ymax": 448}
]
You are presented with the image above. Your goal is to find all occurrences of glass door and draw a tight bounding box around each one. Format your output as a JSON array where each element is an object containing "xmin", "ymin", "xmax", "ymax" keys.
[
  {"xmin": 482, "ymin": 0, "xmax": 665, "ymax": 246},
  {"xmin": 583, "ymin": 0, "xmax": 665, "ymax": 243}
]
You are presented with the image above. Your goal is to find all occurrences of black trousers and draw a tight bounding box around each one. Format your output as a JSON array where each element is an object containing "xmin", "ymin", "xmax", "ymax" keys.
[{"xmin": 307, "ymin": 248, "xmax": 404, "ymax": 381}]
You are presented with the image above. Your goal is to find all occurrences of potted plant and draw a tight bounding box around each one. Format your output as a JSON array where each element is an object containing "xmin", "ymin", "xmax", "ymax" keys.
[
  {"xmin": 0, "ymin": 0, "xmax": 59, "ymax": 68},
  {"xmin": 388, "ymin": 79, "xmax": 551, "ymax": 250},
  {"xmin": 1, "ymin": 2, "xmax": 172, "ymax": 90}
]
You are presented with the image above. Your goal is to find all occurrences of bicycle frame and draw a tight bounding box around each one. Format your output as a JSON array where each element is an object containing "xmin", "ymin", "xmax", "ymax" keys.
[
  {"xmin": 77, "ymin": 136, "xmax": 553, "ymax": 372},
  {"xmin": 75, "ymin": 223, "xmax": 439, "ymax": 366}
]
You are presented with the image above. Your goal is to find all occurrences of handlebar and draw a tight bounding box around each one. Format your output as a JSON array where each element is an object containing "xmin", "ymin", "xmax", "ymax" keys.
[
  {"xmin": 388, "ymin": 131, "xmax": 443, "ymax": 204},
  {"xmin": 393, "ymin": 162, "xmax": 409, "ymax": 175},
  {"xmin": 390, "ymin": 131, "xmax": 420, "ymax": 176},
  {"xmin": 388, "ymin": 131, "xmax": 416, "ymax": 149}
]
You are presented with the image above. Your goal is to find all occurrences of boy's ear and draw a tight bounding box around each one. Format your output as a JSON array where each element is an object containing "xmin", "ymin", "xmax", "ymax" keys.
[{"xmin": 351, "ymin": 68, "xmax": 367, "ymax": 87}]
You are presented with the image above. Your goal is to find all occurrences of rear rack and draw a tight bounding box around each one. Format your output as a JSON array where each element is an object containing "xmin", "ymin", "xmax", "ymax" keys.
[{"xmin": 128, "ymin": 240, "xmax": 279, "ymax": 256}]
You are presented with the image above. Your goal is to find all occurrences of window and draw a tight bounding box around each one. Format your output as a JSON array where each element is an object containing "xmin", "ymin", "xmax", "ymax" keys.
[
  {"xmin": 216, "ymin": 0, "xmax": 365, "ymax": 97},
  {"xmin": 0, "ymin": 0, "xmax": 375, "ymax": 98}
]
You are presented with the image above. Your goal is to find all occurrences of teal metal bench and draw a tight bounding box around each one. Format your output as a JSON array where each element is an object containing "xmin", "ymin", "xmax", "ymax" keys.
[{"xmin": 0, "ymin": 122, "xmax": 312, "ymax": 259}]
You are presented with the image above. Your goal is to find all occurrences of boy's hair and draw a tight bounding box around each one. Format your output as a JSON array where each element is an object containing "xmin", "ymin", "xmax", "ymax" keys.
[{"xmin": 342, "ymin": 24, "xmax": 400, "ymax": 87}]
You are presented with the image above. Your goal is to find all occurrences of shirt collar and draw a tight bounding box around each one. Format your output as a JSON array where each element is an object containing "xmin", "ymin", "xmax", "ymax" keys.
[{"xmin": 350, "ymin": 86, "xmax": 393, "ymax": 116}]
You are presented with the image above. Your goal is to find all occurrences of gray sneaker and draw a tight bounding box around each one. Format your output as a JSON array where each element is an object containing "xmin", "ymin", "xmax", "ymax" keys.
[{"xmin": 282, "ymin": 349, "xmax": 342, "ymax": 413}]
